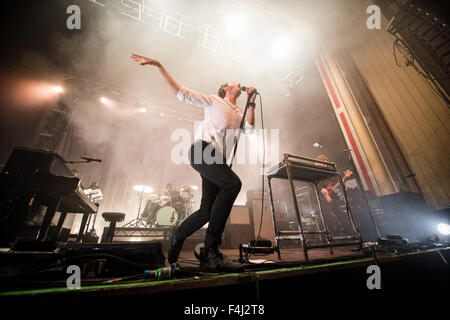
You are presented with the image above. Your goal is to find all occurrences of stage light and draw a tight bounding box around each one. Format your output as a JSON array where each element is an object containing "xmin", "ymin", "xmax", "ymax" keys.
[
  {"xmin": 226, "ymin": 13, "xmax": 245, "ymax": 36},
  {"xmin": 52, "ymin": 86, "xmax": 63, "ymax": 93},
  {"xmin": 437, "ymin": 223, "xmax": 450, "ymax": 236},
  {"xmin": 271, "ymin": 37, "xmax": 291, "ymax": 58},
  {"xmin": 8, "ymin": 81, "xmax": 68, "ymax": 107},
  {"xmin": 160, "ymin": 112, "xmax": 165, "ymax": 117},
  {"xmin": 139, "ymin": 108, "xmax": 147, "ymax": 113},
  {"xmin": 100, "ymin": 97, "xmax": 108, "ymax": 104}
]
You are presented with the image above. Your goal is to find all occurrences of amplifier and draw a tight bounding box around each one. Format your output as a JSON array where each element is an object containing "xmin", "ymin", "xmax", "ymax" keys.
[
  {"xmin": 223, "ymin": 205, "xmax": 253, "ymax": 248},
  {"xmin": 246, "ymin": 191, "xmax": 275, "ymax": 242}
]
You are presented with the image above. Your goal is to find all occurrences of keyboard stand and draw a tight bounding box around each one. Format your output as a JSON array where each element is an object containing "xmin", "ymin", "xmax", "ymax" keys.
[{"xmin": 265, "ymin": 153, "xmax": 362, "ymax": 262}]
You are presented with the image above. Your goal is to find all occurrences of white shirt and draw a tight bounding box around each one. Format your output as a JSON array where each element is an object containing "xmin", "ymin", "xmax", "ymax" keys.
[{"xmin": 176, "ymin": 86, "xmax": 254, "ymax": 157}]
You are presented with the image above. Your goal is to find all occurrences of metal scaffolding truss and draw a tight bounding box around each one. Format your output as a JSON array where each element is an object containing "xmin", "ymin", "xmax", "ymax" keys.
[
  {"xmin": 30, "ymin": 93, "xmax": 76, "ymax": 152},
  {"xmin": 88, "ymin": 0, "xmax": 304, "ymax": 92},
  {"xmin": 113, "ymin": 226, "xmax": 172, "ymax": 238}
]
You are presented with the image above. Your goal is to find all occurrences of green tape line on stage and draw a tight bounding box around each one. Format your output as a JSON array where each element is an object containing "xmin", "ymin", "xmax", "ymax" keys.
[
  {"xmin": 0, "ymin": 277, "xmax": 201, "ymax": 296},
  {"xmin": 254, "ymin": 257, "xmax": 373, "ymax": 275},
  {"xmin": 0, "ymin": 257, "xmax": 374, "ymax": 297},
  {"xmin": 0, "ymin": 272, "xmax": 249, "ymax": 296}
]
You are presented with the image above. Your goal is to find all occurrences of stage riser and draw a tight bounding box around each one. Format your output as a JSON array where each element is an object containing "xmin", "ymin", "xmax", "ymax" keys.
[{"xmin": 4, "ymin": 248, "xmax": 447, "ymax": 311}]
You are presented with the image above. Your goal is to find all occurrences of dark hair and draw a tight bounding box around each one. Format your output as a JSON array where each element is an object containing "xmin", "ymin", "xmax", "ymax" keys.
[{"xmin": 218, "ymin": 82, "xmax": 229, "ymax": 98}]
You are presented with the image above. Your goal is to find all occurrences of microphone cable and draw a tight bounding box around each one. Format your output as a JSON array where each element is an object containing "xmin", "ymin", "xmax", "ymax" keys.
[
  {"xmin": 245, "ymin": 93, "xmax": 267, "ymax": 262},
  {"xmin": 228, "ymin": 89, "xmax": 268, "ymax": 263}
]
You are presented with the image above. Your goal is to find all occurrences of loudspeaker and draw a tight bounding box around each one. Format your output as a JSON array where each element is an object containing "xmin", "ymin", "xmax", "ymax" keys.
[
  {"xmin": 378, "ymin": 192, "xmax": 432, "ymax": 240},
  {"xmin": 246, "ymin": 191, "xmax": 275, "ymax": 242},
  {"xmin": 389, "ymin": 0, "xmax": 450, "ymax": 74}
]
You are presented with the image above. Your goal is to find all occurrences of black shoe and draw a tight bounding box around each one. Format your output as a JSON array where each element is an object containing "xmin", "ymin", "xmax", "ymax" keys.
[
  {"xmin": 168, "ymin": 228, "xmax": 184, "ymax": 265},
  {"xmin": 199, "ymin": 247, "xmax": 243, "ymax": 272},
  {"xmin": 194, "ymin": 243, "xmax": 204, "ymax": 262}
]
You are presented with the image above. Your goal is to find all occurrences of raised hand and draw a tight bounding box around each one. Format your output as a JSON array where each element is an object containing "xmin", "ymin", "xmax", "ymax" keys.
[
  {"xmin": 130, "ymin": 54, "xmax": 161, "ymax": 67},
  {"xmin": 245, "ymin": 87, "xmax": 258, "ymax": 102},
  {"xmin": 130, "ymin": 54, "xmax": 181, "ymax": 95}
]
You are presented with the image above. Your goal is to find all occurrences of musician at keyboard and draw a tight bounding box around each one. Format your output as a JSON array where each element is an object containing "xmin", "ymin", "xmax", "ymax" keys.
[{"xmin": 0, "ymin": 147, "xmax": 98, "ymax": 245}]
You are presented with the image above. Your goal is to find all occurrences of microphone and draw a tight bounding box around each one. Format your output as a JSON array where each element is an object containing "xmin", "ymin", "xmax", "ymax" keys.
[
  {"xmin": 241, "ymin": 86, "xmax": 258, "ymax": 94},
  {"xmin": 81, "ymin": 157, "xmax": 102, "ymax": 163}
]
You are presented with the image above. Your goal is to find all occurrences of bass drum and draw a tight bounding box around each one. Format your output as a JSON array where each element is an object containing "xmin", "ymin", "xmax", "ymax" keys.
[{"xmin": 156, "ymin": 206, "xmax": 179, "ymax": 227}]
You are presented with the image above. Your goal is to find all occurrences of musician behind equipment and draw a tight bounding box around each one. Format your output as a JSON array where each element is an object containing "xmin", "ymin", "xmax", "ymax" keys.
[{"xmin": 315, "ymin": 154, "xmax": 353, "ymax": 236}]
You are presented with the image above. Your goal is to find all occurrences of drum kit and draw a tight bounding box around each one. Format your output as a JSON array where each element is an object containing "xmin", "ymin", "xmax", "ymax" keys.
[{"xmin": 140, "ymin": 184, "xmax": 198, "ymax": 228}]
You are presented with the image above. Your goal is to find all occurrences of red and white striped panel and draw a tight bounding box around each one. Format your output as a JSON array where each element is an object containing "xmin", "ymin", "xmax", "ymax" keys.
[{"xmin": 315, "ymin": 55, "xmax": 380, "ymax": 196}]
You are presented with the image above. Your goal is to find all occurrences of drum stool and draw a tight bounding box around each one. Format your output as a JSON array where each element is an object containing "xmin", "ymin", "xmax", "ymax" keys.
[{"xmin": 101, "ymin": 212, "xmax": 126, "ymax": 243}]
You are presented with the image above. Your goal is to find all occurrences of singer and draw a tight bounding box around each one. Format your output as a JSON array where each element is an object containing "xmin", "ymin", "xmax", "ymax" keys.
[{"xmin": 131, "ymin": 54, "xmax": 257, "ymax": 271}]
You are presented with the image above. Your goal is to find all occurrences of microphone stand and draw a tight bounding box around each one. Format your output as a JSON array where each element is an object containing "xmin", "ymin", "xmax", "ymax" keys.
[{"xmin": 229, "ymin": 91, "xmax": 257, "ymax": 169}]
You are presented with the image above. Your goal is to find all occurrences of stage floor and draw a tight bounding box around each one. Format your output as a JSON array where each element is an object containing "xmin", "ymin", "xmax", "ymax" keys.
[
  {"xmin": 176, "ymin": 245, "xmax": 363, "ymax": 268},
  {"xmin": 1, "ymin": 245, "xmax": 448, "ymax": 320},
  {"xmin": 2, "ymin": 245, "xmax": 447, "ymax": 299}
]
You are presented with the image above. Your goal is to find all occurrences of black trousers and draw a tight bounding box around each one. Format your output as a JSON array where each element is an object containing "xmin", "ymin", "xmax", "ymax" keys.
[
  {"xmin": 323, "ymin": 199, "xmax": 353, "ymax": 236},
  {"xmin": 175, "ymin": 140, "xmax": 242, "ymax": 249}
]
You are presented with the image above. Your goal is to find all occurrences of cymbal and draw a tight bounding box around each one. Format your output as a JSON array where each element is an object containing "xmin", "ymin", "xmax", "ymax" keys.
[{"xmin": 133, "ymin": 185, "xmax": 153, "ymax": 193}]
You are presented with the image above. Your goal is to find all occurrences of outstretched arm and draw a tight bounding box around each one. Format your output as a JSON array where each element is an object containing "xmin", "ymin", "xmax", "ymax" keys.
[{"xmin": 131, "ymin": 54, "xmax": 181, "ymax": 95}]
